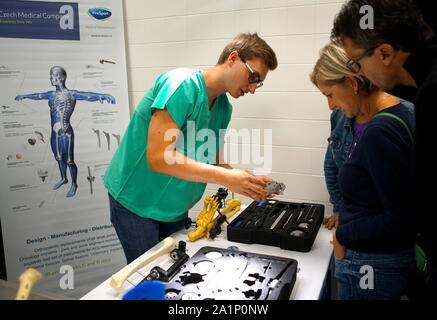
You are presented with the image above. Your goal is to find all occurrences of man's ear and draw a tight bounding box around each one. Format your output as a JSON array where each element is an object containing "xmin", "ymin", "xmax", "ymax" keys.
[
  {"xmin": 227, "ymin": 50, "xmax": 239, "ymax": 65},
  {"xmin": 376, "ymin": 43, "xmax": 396, "ymax": 66}
]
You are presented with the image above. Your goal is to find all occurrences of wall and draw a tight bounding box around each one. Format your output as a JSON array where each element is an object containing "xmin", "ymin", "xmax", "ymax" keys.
[{"xmin": 122, "ymin": 0, "xmax": 345, "ymax": 218}]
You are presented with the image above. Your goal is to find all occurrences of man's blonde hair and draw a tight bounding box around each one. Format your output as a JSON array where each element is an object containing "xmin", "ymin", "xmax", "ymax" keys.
[{"xmin": 218, "ymin": 33, "xmax": 278, "ymax": 70}]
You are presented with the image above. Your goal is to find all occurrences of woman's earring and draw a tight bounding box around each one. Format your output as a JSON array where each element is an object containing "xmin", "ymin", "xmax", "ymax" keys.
[{"xmin": 354, "ymin": 88, "xmax": 358, "ymax": 95}]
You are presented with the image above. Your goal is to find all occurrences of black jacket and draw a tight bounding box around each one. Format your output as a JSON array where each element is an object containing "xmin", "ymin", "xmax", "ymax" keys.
[
  {"xmin": 391, "ymin": 35, "xmax": 437, "ymax": 295},
  {"xmin": 400, "ymin": 36, "xmax": 437, "ymax": 213}
]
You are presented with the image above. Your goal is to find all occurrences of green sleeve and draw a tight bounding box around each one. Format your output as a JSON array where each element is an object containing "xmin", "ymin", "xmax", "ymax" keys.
[
  {"xmin": 150, "ymin": 71, "xmax": 198, "ymax": 129},
  {"xmin": 216, "ymin": 95, "xmax": 233, "ymax": 150}
]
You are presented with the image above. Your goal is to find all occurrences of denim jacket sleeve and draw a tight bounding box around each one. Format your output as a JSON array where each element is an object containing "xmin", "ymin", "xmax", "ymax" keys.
[
  {"xmin": 324, "ymin": 142, "xmax": 342, "ymax": 213},
  {"xmin": 324, "ymin": 109, "xmax": 347, "ymax": 213}
]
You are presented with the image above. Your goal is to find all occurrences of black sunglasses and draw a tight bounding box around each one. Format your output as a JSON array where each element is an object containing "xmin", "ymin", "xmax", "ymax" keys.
[
  {"xmin": 346, "ymin": 46, "xmax": 377, "ymax": 73},
  {"xmin": 241, "ymin": 59, "xmax": 264, "ymax": 88}
]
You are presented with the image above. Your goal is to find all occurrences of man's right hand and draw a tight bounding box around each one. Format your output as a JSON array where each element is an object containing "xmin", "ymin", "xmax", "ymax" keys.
[{"xmin": 222, "ymin": 168, "xmax": 270, "ymax": 202}]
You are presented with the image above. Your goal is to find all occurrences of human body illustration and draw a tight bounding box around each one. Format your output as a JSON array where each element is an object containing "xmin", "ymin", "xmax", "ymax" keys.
[{"xmin": 15, "ymin": 66, "xmax": 115, "ymax": 197}]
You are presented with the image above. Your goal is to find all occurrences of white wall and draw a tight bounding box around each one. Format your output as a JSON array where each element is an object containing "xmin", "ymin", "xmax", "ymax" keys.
[{"xmin": 122, "ymin": 0, "xmax": 345, "ymax": 218}]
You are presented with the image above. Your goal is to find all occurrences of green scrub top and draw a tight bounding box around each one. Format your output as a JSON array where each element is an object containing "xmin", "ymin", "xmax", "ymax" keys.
[{"xmin": 103, "ymin": 68, "xmax": 233, "ymax": 222}]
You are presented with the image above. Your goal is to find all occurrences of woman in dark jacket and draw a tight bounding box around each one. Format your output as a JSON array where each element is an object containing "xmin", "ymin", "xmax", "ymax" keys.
[{"xmin": 311, "ymin": 42, "xmax": 416, "ymax": 300}]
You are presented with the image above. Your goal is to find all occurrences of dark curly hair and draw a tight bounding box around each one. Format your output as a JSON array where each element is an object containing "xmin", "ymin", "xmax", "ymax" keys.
[{"xmin": 331, "ymin": 0, "xmax": 434, "ymax": 52}]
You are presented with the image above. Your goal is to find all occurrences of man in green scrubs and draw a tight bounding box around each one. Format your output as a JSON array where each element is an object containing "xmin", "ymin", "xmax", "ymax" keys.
[{"xmin": 104, "ymin": 33, "xmax": 278, "ymax": 263}]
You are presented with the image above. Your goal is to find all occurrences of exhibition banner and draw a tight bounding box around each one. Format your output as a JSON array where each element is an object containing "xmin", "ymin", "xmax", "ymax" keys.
[{"xmin": 0, "ymin": 0, "xmax": 129, "ymax": 298}]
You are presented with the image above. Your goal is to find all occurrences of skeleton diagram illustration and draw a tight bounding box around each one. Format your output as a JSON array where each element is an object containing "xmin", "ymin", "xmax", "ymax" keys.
[{"xmin": 15, "ymin": 66, "xmax": 116, "ymax": 197}]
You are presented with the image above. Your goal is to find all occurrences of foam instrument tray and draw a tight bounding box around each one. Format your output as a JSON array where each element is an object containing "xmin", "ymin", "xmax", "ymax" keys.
[
  {"xmin": 227, "ymin": 200, "xmax": 324, "ymax": 252},
  {"xmin": 164, "ymin": 246, "xmax": 297, "ymax": 300}
]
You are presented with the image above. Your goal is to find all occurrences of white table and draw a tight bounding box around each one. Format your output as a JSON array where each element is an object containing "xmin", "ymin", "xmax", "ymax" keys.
[{"xmin": 81, "ymin": 215, "xmax": 333, "ymax": 300}]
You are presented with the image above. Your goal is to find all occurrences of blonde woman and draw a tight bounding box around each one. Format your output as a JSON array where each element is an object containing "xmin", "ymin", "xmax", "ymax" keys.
[{"xmin": 310, "ymin": 43, "xmax": 416, "ymax": 300}]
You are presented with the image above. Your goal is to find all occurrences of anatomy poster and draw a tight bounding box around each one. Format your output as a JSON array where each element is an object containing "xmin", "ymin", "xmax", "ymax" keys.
[{"xmin": 0, "ymin": 0, "xmax": 129, "ymax": 298}]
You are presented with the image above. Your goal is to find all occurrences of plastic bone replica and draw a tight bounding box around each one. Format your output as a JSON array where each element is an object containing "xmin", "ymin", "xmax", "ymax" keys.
[
  {"xmin": 15, "ymin": 268, "xmax": 43, "ymax": 300},
  {"xmin": 109, "ymin": 237, "xmax": 177, "ymax": 292}
]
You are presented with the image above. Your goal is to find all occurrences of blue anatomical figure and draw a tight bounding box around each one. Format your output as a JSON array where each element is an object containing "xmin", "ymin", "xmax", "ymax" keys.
[{"xmin": 15, "ymin": 66, "xmax": 116, "ymax": 197}]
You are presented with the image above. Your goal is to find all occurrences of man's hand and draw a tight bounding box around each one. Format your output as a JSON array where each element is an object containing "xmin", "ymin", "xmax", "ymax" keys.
[
  {"xmin": 324, "ymin": 213, "xmax": 339, "ymax": 230},
  {"xmin": 223, "ymin": 168, "xmax": 271, "ymax": 202},
  {"xmin": 147, "ymin": 109, "xmax": 272, "ymax": 203},
  {"xmin": 330, "ymin": 230, "xmax": 346, "ymax": 259}
]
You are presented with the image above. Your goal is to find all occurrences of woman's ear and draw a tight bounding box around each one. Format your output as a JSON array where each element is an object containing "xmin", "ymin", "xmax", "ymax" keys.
[{"xmin": 345, "ymin": 75, "xmax": 359, "ymax": 94}]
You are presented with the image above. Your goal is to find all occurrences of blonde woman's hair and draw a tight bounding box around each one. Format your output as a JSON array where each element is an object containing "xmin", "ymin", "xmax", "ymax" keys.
[{"xmin": 310, "ymin": 42, "xmax": 375, "ymax": 93}]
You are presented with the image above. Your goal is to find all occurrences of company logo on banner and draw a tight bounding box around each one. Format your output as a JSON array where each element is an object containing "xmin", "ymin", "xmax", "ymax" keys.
[
  {"xmin": 0, "ymin": 0, "xmax": 80, "ymax": 40},
  {"xmin": 88, "ymin": 8, "xmax": 112, "ymax": 21}
]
